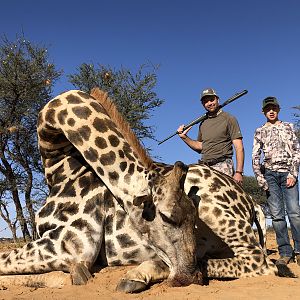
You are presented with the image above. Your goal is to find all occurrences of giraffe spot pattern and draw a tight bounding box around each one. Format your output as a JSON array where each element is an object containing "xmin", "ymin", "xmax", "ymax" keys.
[
  {"xmin": 79, "ymin": 174, "xmax": 102, "ymax": 197},
  {"xmin": 118, "ymin": 149, "xmax": 125, "ymax": 158},
  {"xmin": 84, "ymin": 147, "xmax": 99, "ymax": 162},
  {"xmin": 48, "ymin": 98, "xmax": 62, "ymax": 109},
  {"xmin": 83, "ymin": 195, "xmax": 103, "ymax": 224},
  {"xmin": 72, "ymin": 106, "xmax": 92, "ymax": 120},
  {"xmin": 116, "ymin": 234, "xmax": 137, "ymax": 248},
  {"xmin": 106, "ymin": 240, "xmax": 117, "ymax": 258},
  {"xmin": 120, "ymin": 161, "xmax": 127, "ymax": 172},
  {"xmin": 105, "ymin": 214, "xmax": 113, "ymax": 235},
  {"xmin": 66, "ymin": 129, "xmax": 84, "ymax": 146},
  {"xmin": 66, "ymin": 94, "xmax": 84, "ymax": 104},
  {"xmin": 44, "ymin": 108, "xmax": 56, "ymax": 125},
  {"xmin": 49, "ymin": 226, "xmax": 64, "ymax": 240},
  {"xmin": 116, "ymin": 210, "xmax": 127, "ymax": 230},
  {"xmin": 52, "ymin": 164, "xmax": 68, "ymax": 184},
  {"xmin": 57, "ymin": 109, "xmax": 68, "ymax": 125},
  {"xmin": 212, "ymin": 207, "xmax": 222, "ymax": 218},
  {"xmin": 58, "ymin": 180, "xmax": 77, "ymax": 197},
  {"xmin": 95, "ymin": 136, "xmax": 108, "ymax": 149},
  {"xmin": 100, "ymin": 151, "xmax": 116, "ymax": 166},
  {"xmin": 93, "ymin": 117, "xmax": 109, "ymax": 133},
  {"xmin": 104, "ymin": 190, "xmax": 115, "ymax": 209},
  {"xmin": 77, "ymin": 91, "xmax": 91, "ymax": 99},
  {"xmin": 89, "ymin": 100, "xmax": 107, "ymax": 113},
  {"xmin": 61, "ymin": 231, "xmax": 83, "ymax": 255},
  {"xmin": 38, "ymin": 222, "xmax": 57, "ymax": 237},
  {"xmin": 53, "ymin": 201, "xmax": 79, "ymax": 222},
  {"xmin": 36, "ymin": 239, "xmax": 56, "ymax": 255},
  {"xmin": 123, "ymin": 249, "xmax": 140, "ymax": 260},
  {"xmin": 38, "ymin": 201, "xmax": 56, "ymax": 218},
  {"xmin": 109, "ymin": 171, "xmax": 119, "ymax": 184},
  {"xmin": 67, "ymin": 118, "xmax": 75, "ymax": 126},
  {"xmin": 128, "ymin": 163, "xmax": 135, "ymax": 175},
  {"xmin": 108, "ymin": 134, "xmax": 120, "ymax": 147},
  {"xmin": 97, "ymin": 166, "xmax": 105, "ymax": 176}
]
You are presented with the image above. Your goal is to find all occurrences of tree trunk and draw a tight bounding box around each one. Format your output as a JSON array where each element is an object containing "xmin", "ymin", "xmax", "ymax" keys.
[
  {"xmin": 1, "ymin": 156, "xmax": 32, "ymax": 241},
  {"xmin": 12, "ymin": 188, "xmax": 31, "ymax": 241},
  {"xmin": 24, "ymin": 169, "xmax": 36, "ymax": 239},
  {"xmin": 0, "ymin": 205, "xmax": 17, "ymax": 241}
]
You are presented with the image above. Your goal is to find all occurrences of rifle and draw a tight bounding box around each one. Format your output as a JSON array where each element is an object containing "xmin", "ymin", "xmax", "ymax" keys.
[{"xmin": 158, "ymin": 89, "xmax": 248, "ymax": 145}]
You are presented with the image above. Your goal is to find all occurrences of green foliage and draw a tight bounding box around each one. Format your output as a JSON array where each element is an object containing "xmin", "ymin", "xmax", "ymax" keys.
[
  {"xmin": 68, "ymin": 63, "xmax": 164, "ymax": 142},
  {"xmin": 243, "ymin": 175, "xmax": 270, "ymax": 218},
  {"xmin": 243, "ymin": 175, "xmax": 267, "ymax": 205},
  {"xmin": 293, "ymin": 105, "xmax": 300, "ymax": 140},
  {"xmin": 0, "ymin": 34, "xmax": 62, "ymax": 239}
]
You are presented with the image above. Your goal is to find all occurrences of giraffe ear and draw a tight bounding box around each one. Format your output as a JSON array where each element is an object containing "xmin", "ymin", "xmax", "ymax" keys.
[{"xmin": 133, "ymin": 195, "xmax": 152, "ymax": 206}]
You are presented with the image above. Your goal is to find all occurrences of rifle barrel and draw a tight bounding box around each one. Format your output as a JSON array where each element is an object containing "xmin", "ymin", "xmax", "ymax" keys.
[{"xmin": 158, "ymin": 89, "xmax": 248, "ymax": 145}]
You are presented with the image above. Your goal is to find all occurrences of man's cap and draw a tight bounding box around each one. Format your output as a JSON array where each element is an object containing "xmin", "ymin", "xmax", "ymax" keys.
[
  {"xmin": 262, "ymin": 96, "xmax": 280, "ymax": 109},
  {"xmin": 200, "ymin": 88, "xmax": 219, "ymax": 101}
]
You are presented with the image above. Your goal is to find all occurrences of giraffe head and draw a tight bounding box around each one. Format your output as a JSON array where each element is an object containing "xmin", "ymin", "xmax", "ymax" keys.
[
  {"xmin": 89, "ymin": 89, "xmax": 202, "ymax": 286},
  {"xmin": 132, "ymin": 161, "xmax": 203, "ymax": 286}
]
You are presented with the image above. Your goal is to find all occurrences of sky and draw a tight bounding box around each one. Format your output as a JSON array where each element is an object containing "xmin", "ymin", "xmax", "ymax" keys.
[{"xmin": 0, "ymin": 0, "xmax": 300, "ymax": 236}]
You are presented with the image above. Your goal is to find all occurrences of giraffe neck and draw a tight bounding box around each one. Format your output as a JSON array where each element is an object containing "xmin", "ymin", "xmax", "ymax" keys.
[{"xmin": 38, "ymin": 90, "xmax": 151, "ymax": 209}]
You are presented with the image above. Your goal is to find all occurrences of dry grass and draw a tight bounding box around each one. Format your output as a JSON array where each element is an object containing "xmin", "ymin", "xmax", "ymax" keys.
[{"xmin": 0, "ymin": 239, "xmax": 26, "ymax": 253}]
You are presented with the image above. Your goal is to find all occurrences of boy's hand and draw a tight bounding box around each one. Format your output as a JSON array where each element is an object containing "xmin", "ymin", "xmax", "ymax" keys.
[
  {"xmin": 233, "ymin": 172, "xmax": 243, "ymax": 184},
  {"xmin": 287, "ymin": 176, "xmax": 296, "ymax": 188}
]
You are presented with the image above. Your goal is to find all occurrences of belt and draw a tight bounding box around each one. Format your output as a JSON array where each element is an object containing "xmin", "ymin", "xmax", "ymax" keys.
[{"xmin": 199, "ymin": 156, "xmax": 229, "ymax": 166}]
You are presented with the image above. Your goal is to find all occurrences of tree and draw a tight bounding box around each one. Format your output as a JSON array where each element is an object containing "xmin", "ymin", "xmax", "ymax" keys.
[
  {"xmin": 293, "ymin": 105, "xmax": 300, "ymax": 140},
  {"xmin": 0, "ymin": 34, "xmax": 61, "ymax": 240},
  {"xmin": 243, "ymin": 175, "xmax": 270, "ymax": 218},
  {"xmin": 68, "ymin": 63, "xmax": 164, "ymax": 142}
]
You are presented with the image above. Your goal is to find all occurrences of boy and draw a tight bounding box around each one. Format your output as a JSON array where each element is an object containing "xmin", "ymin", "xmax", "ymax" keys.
[{"xmin": 252, "ymin": 96, "xmax": 300, "ymax": 265}]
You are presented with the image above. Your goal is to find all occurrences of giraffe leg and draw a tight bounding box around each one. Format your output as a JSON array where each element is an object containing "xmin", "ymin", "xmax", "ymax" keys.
[
  {"xmin": 204, "ymin": 252, "xmax": 277, "ymax": 278},
  {"xmin": 116, "ymin": 260, "xmax": 169, "ymax": 293}
]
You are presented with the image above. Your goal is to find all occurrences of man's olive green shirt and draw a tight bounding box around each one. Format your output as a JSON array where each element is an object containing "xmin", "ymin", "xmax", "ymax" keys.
[{"xmin": 197, "ymin": 110, "xmax": 242, "ymax": 162}]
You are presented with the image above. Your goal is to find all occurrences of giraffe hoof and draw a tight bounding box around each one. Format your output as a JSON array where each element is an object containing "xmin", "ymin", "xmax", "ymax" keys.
[
  {"xmin": 71, "ymin": 263, "xmax": 93, "ymax": 285},
  {"xmin": 116, "ymin": 279, "xmax": 147, "ymax": 293}
]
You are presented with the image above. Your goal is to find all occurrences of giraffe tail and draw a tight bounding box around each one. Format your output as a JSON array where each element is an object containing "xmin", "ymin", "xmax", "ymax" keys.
[{"xmin": 253, "ymin": 203, "xmax": 267, "ymax": 253}]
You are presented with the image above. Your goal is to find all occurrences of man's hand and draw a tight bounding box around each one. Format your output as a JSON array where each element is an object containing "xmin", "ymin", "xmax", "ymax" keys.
[
  {"xmin": 287, "ymin": 176, "xmax": 296, "ymax": 188},
  {"xmin": 177, "ymin": 124, "xmax": 192, "ymax": 139},
  {"xmin": 233, "ymin": 172, "xmax": 243, "ymax": 185}
]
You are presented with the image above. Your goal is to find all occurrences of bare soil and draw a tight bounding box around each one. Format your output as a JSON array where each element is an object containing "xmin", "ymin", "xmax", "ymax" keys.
[{"xmin": 0, "ymin": 231, "xmax": 300, "ymax": 300}]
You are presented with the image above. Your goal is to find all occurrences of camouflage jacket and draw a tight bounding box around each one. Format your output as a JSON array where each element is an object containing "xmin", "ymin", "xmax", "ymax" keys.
[{"xmin": 252, "ymin": 121, "xmax": 300, "ymax": 190}]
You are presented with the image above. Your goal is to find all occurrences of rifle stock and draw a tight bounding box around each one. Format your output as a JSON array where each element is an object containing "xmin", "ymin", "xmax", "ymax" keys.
[{"xmin": 158, "ymin": 89, "xmax": 248, "ymax": 145}]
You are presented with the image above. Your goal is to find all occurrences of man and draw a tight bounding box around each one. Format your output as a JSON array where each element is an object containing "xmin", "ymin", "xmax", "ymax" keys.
[
  {"xmin": 177, "ymin": 88, "xmax": 244, "ymax": 184},
  {"xmin": 252, "ymin": 96, "xmax": 300, "ymax": 266}
]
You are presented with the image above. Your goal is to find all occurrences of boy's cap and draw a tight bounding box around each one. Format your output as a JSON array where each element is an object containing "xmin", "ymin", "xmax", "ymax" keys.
[
  {"xmin": 200, "ymin": 88, "xmax": 219, "ymax": 101},
  {"xmin": 262, "ymin": 96, "xmax": 280, "ymax": 109}
]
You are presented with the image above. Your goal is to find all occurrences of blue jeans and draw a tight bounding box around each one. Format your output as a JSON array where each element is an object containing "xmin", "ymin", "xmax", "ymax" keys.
[{"xmin": 265, "ymin": 169, "xmax": 300, "ymax": 257}]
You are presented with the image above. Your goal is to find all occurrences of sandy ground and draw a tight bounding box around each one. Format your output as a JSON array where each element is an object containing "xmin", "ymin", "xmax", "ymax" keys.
[{"xmin": 0, "ymin": 231, "xmax": 300, "ymax": 300}]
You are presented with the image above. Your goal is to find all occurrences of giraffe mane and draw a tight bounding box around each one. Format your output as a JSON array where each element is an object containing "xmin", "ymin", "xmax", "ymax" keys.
[{"xmin": 90, "ymin": 88, "xmax": 153, "ymax": 169}]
